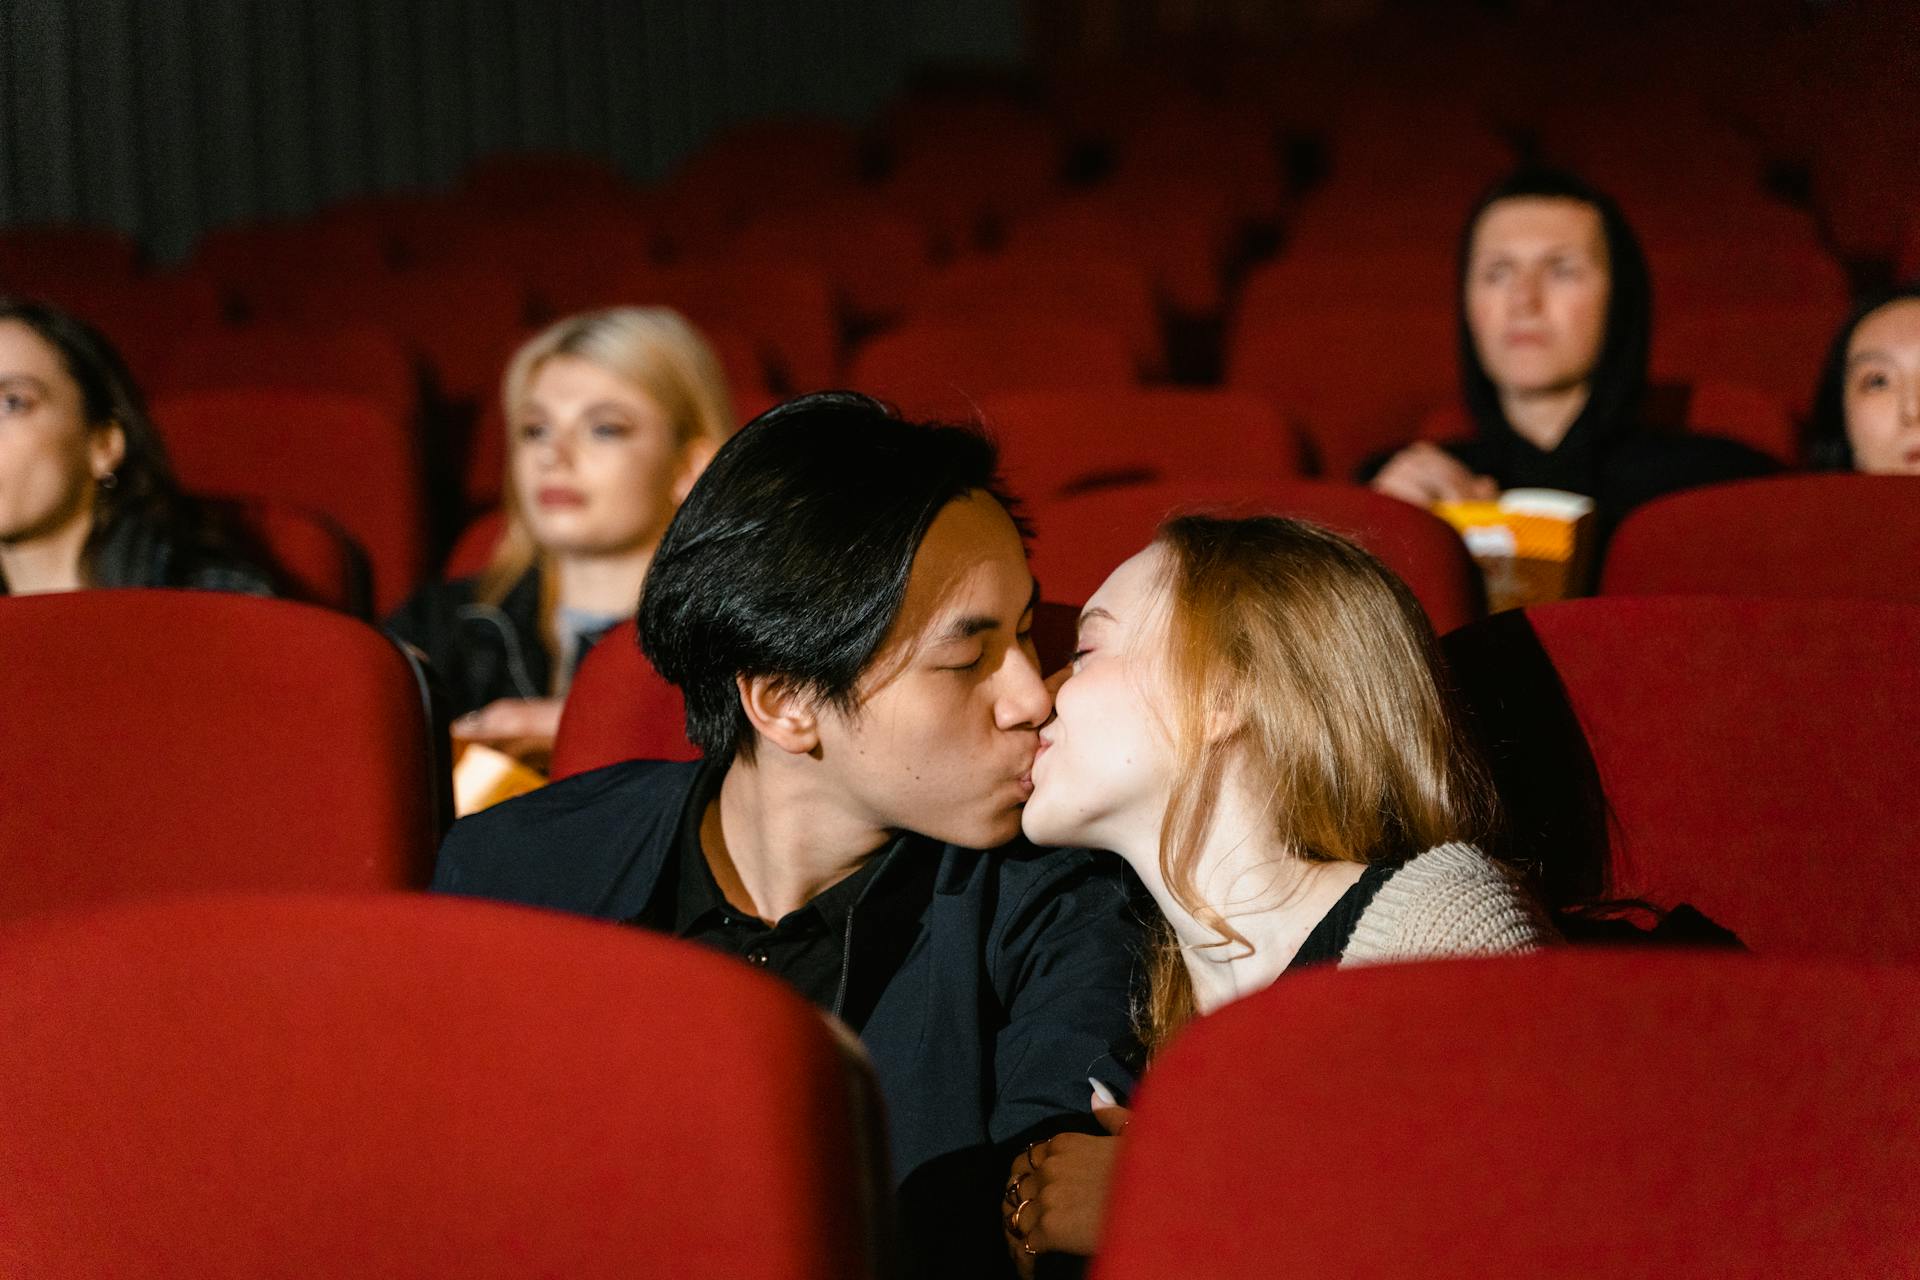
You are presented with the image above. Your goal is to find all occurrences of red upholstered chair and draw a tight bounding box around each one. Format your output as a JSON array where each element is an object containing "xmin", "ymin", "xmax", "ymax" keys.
[
  {"xmin": 442, "ymin": 508, "xmax": 506, "ymax": 581},
  {"xmin": 734, "ymin": 196, "xmax": 934, "ymax": 324},
  {"xmin": 1444, "ymin": 597, "xmax": 1920, "ymax": 956},
  {"xmin": 0, "ymin": 894, "xmax": 890, "ymax": 1279},
  {"xmin": 910, "ymin": 252, "xmax": 1163, "ymax": 373},
  {"xmin": 284, "ymin": 265, "xmax": 530, "ymax": 406},
  {"xmin": 551, "ymin": 620, "xmax": 698, "ymax": 777},
  {"xmin": 981, "ymin": 388, "xmax": 1301, "ymax": 501},
  {"xmin": 1227, "ymin": 304, "xmax": 1457, "ymax": 480},
  {"xmin": 1096, "ymin": 951, "xmax": 1920, "ymax": 1279},
  {"xmin": 25, "ymin": 273, "xmax": 228, "ymax": 388},
  {"xmin": 0, "ymin": 224, "xmax": 142, "ymax": 291},
  {"xmin": 1600, "ymin": 474, "xmax": 1920, "ymax": 605},
  {"xmin": 0, "ymin": 593, "xmax": 443, "ymax": 924},
  {"xmin": 1027, "ymin": 478, "xmax": 1484, "ymax": 635},
  {"xmin": 189, "ymin": 217, "xmax": 395, "ymax": 321},
  {"xmin": 1651, "ymin": 298, "xmax": 1847, "ymax": 413},
  {"xmin": 211, "ymin": 497, "xmax": 371, "ymax": 616},
  {"xmin": 849, "ymin": 321, "xmax": 1138, "ymax": 423},
  {"xmin": 151, "ymin": 388, "xmax": 427, "ymax": 613},
  {"xmin": 153, "ymin": 322, "xmax": 419, "ymax": 422}
]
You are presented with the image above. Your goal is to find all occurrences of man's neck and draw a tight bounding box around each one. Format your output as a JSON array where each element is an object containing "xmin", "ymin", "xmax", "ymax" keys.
[
  {"xmin": 1498, "ymin": 381, "xmax": 1592, "ymax": 452},
  {"xmin": 0, "ymin": 507, "xmax": 93, "ymax": 595},
  {"xmin": 550, "ymin": 544, "xmax": 654, "ymax": 618},
  {"xmin": 703, "ymin": 757, "xmax": 893, "ymax": 924}
]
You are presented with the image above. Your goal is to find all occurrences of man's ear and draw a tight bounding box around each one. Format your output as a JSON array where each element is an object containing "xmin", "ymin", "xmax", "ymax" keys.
[
  {"xmin": 737, "ymin": 673, "xmax": 820, "ymax": 756},
  {"xmin": 671, "ymin": 437, "xmax": 719, "ymax": 505}
]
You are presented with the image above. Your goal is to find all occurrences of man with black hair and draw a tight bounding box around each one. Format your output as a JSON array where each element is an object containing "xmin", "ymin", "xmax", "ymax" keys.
[{"xmin": 434, "ymin": 392, "xmax": 1143, "ymax": 1277}]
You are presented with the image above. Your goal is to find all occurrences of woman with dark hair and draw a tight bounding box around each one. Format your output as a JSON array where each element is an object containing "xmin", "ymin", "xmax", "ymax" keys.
[
  {"xmin": 0, "ymin": 297, "xmax": 272, "ymax": 596},
  {"xmin": 1001, "ymin": 515, "xmax": 1554, "ymax": 1274},
  {"xmin": 1370, "ymin": 169, "xmax": 1775, "ymax": 536},
  {"xmin": 1807, "ymin": 284, "xmax": 1920, "ymax": 474}
]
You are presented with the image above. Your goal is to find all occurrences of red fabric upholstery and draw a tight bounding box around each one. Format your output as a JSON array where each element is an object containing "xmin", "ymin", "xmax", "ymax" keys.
[
  {"xmin": 551, "ymin": 620, "xmax": 698, "ymax": 777},
  {"xmin": 910, "ymin": 252, "xmax": 1162, "ymax": 372},
  {"xmin": 0, "ymin": 224, "xmax": 141, "ymax": 289},
  {"xmin": 1097, "ymin": 951, "xmax": 1920, "ymax": 1279},
  {"xmin": 152, "ymin": 388, "xmax": 427, "ymax": 613},
  {"xmin": 23, "ymin": 273, "xmax": 227, "ymax": 387},
  {"xmin": 189, "ymin": 218, "xmax": 395, "ymax": 319},
  {"xmin": 442, "ymin": 508, "xmax": 506, "ymax": 581},
  {"xmin": 1228, "ymin": 304, "xmax": 1457, "ymax": 480},
  {"xmin": 1007, "ymin": 183, "xmax": 1236, "ymax": 315},
  {"xmin": 850, "ymin": 321, "xmax": 1138, "ymax": 423},
  {"xmin": 0, "ymin": 593, "xmax": 440, "ymax": 923},
  {"xmin": 1026, "ymin": 478, "xmax": 1483, "ymax": 634},
  {"xmin": 213, "ymin": 497, "xmax": 370, "ymax": 616},
  {"xmin": 0, "ymin": 894, "xmax": 889, "ymax": 1279},
  {"xmin": 1450, "ymin": 597, "xmax": 1920, "ymax": 956},
  {"xmin": 981, "ymin": 388, "xmax": 1300, "ymax": 501},
  {"xmin": 734, "ymin": 197, "xmax": 934, "ymax": 323},
  {"xmin": 153, "ymin": 322, "xmax": 418, "ymax": 421},
  {"xmin": 1651, "ymin": 298, "xmax": 1846, "ymax": 413},
  {"xmin": 284, "ymin": 266, "xmax": 530, "ymax": 405},
  {"xmin": 1601, "ymin": 474, "xmax": 1920, "ymax": 605}
]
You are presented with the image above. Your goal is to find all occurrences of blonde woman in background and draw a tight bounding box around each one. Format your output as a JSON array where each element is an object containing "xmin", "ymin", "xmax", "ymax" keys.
[
  {"xmin": 1002, "ymin": 514, "xmax": 1554, "ymax": 1274},
  {"xmin": 388, "ymin": 308, "xmax": 733, "ymax": 767}
]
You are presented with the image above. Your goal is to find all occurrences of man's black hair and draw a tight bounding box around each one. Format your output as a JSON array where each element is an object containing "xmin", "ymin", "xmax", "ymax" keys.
[{"xmin": 639, "ymin": 390, "xmax": 1026, "ymax": 761}]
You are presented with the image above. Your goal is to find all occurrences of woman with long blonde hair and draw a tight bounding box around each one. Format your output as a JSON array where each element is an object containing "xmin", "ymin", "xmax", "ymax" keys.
[
  {"xmin": 1002, "ymin": 514, "xmax": 1553, "ymax": 1272},
  {"xmin": 388, "ymin": 307, "xmax": 733, "ymax": 766}
]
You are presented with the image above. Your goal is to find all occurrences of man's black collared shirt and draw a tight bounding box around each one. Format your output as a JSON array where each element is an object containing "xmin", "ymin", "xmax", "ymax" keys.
[{"xmin": 651, "ymin": 761, "xmax": 903, "ymax": 1013}]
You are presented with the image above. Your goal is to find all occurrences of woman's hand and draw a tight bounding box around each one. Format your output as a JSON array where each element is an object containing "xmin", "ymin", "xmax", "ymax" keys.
[
  {"xmin": 452, "ymin": 696, "xmax": 564, "ymax": 769},
  {"xmin": 1003, "ymin": 1091, "xmax": 1131, "ymax": 1274},
  {"xmin": 1371, "ymin": 441, "xmax": 1499, "ymax": 505}
]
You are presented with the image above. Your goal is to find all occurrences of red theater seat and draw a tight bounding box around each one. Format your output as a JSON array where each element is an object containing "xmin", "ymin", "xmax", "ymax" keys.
[
  {"xmin": 1228, "ymin": 304, "xmax": 1457, "ymax": 480},
  {"xmin": 911, "ymin": 252, "xmax": 1162, "ymax": 372},
  {"xmin": 1026, "ymin": 478, "xmax": 1483, "ymax": 635},
  {"xmin": 850, "ymin": 321, "xmax": 1138, "ymax": 423},
  {"xmin": 0, "ymin": 894, "xmax": 889, "ymax": 1279},
  {"xmin": 1651, "ymin": 299, "xmax": 1846, "ymax": 413},
  {"xmin": 154, "ymin": 322, "xmax": 419, "ymax": 421},
  {"xmin": 24, "ymin": 273, "xmax": 227, "ymax": 387},
  {"xmin": 1445, "ymin": 597, "xmax": 1920, "ymax": 957},
  {"xmin": 442, "ymin": 508, "xmax": 507, "ymax": 581},
  {"xmin": 212, "ymin": 497, "xmax": 371, "ymax": 616},
  {"xmin": 1601, "ymin": 474, "xmax": 1920, "ymax": 604},
  {"xmin": 734, "ymin": 197, "xmax": 934, "ymax": 324},
  {"xmin": 981, "ymin": 388, "xmax": 1300, "ymax": 501},
  {"xmin": 189, "ymin": 218, "xmax": 395, "ymax": 320},
  {"xmin": 151, "ymin": 388, "xmax": 427, "ymax": 613},
  {"xmin": 551, "ymin": 620, "xmax": 698, "ymax": 776},
  {"xmin": 1098, "ymin": 951, "xmax": 1920, "ymax": 1279},
  {"xmin": 0, "ymin": 593, "xmax": 441, "ymax": 923}
]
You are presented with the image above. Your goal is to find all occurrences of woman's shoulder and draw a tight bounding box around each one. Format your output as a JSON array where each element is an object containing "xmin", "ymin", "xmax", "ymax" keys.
[{"xmin": 1341, "ymin": 842, "xmax": 1556, "ymax": 967}]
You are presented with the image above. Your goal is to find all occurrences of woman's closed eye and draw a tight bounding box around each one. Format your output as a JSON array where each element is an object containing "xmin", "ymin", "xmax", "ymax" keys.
[{"xmin": 589, "ymin": 420, "xmax": 634, "ymax": 441}]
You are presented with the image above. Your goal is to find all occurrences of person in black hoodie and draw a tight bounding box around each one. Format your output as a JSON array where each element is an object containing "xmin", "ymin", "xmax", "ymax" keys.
[
  {"xmin": 387, "ymin": 307, "xmax": 733, "ymax": 766},
  {"xmin": 1370, "ymin": 169, "xmax": 1775, "ymax": 542},
  {"xmin": 0, "ymin": 298, "xmax": 272, "ymax": 597}
]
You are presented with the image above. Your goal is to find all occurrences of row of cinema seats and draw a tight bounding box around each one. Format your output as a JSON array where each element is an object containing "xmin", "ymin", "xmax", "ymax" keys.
[
  {"xmin": 3, "ymin": 901, "xmax": 1915, "ymax": 1275},
  {"xmin": 3, "ymin": 581, "xmax": 1915, "ymax": 958},
  {"xmin": 0, "ymin": 48, "xmax": 1882, "ymax": 617}
]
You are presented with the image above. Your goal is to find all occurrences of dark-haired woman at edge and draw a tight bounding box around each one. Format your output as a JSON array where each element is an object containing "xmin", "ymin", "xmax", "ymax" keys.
[{"xmin": 0, "ymin": 298, "xmax": 272, "ymax": 596}]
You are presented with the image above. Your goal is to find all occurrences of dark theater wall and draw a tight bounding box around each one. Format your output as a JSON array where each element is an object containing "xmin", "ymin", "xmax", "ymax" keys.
[{"xmin": 0, "ymin": 0, "xmax": 1024, "ymax": 260}]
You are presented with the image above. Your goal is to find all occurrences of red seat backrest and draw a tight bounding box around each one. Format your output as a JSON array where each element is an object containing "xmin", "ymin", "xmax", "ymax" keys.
[
  {"xmin": 850, "ymin": 321, "xmax": 1138, "ymax": 423},
  {"xmin": 911, "ymin": 252, "xmax": 1162, "ymax": 372},
  {"xmin": 212, "ymin": 496, "xmax": 371, "ymax": 616},
  {"xmin": 1027, "ymin": 478, "xmax": 1484, "ymax": 635},
  {"xmin": 0, "ymin": 894, "xmax": 888, "ymax": 1278},
  {"xmin": 153, "ymin": 322, "xmax": 419, "ymax": 421},
  {"xmin": 981, "ymin": 388, "xmax": 1301, "ymax": 501},
  {"xmin": 551, "ymin": 620, "xmax": 699, "ymax": 777},
  {"xmin": 1445, "ymin": 596, "xmax": 1920, "ymax": 956},
  {"xmin": 442, "ymin": 508, "xmax": 507, "ymax": 582},
  {"xmin": 0, "ymin": 592, "xmax": 441, "ymax": 923},
  {"xmin": 1098, "ymin": 951, "xmax": 1920, "ymax": 1279},
  {"xmin": 151, "ymin": 388, "xmax": 427, "ymax": 614},
  {"xmin": 1228, "ymin": 304, "xmax": 1457, "ymax": 479},
  {"xmin": 1600, "ymin": 474, "xmax": 1920, "ymax": 604}
]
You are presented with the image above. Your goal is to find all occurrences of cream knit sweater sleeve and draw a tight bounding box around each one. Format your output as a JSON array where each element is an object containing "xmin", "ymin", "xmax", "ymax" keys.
[{"xmin": 1340, "ymin": 841, "xmax": 1556, "ymax": 967}]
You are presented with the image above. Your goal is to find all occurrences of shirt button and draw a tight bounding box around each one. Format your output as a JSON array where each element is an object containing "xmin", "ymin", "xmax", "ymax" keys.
[{"xmin": 746, "ymin": 948, "xmax": 770, "ymax": 966}]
